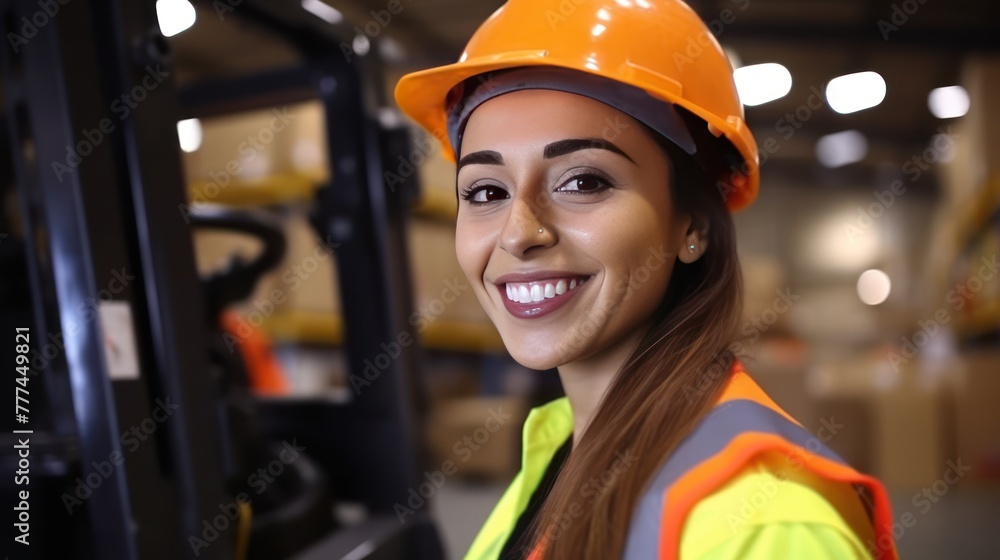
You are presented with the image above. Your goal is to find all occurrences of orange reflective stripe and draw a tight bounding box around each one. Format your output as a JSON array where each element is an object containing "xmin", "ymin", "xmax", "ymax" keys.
[
  {"xmin": 717, "ymin": 368, "xmax": 801, "ymax": 427},
  {"xmin": 657, "ymin": 434, "xmax": 898, "ymax": 560},
  {"xmin": 520, "ymin": 368, "xmax": 898, "ymax": 560}
]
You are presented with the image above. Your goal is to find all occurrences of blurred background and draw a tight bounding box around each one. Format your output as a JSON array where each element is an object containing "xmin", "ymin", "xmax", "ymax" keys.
[{"xmin": 1, "ymin": 0, "xmax": 999, "ymax": 559}]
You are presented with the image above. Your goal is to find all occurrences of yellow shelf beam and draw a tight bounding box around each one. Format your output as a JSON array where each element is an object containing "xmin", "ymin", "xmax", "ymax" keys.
[
  {"xmin": 186, "ymin": 170, "xmax": 459, "ymax": 224},
  {"xmin": 187, "ymin": 172, "xmax": 325, "ymax": 207},
  {"xmin": 954, "ymin": 300, "xmax": 1000, "ymax": 337},
  {"xmin": 259, "ymin": 309, "xmax": 505, "ymax": 353}
]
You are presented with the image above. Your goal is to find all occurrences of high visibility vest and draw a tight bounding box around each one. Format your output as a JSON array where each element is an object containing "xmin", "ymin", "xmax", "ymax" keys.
[{"xmin": 466, "ymin": 366, "xmax": 899, "ymax": 560}]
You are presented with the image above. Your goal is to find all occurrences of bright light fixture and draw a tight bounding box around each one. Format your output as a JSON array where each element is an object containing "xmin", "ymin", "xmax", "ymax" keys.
[
  {"xmin": 156, "ymin": 0, "xmax": 196, "ymax": 38},
  {"xmin": 816, "ymin": 130, "xmax": 868, "ymax": 168},
  {"xmin": 826, "ymin": 71, "xmax": 886, "ymax": 114},
  {"xmin": 301, "ymin": 0, "xmax": 343, "ymax": 24},
  {"xmin": 352, "ymin": 34, "xmax": 371, "ymax": 56},
  {"xmin": 176, "ymin": 118, "xmax": 202, "ymax": 153},
  {"xmin": 928, "ymin": 85, "xmax": 970, "ymax": 119},
  {"xmin": 857, "ymin": 269, "xmax": 891, "ymax": 305},
  {"xmin": 733, "ymin": 63, "xmax": 792, "ymax": 106}
]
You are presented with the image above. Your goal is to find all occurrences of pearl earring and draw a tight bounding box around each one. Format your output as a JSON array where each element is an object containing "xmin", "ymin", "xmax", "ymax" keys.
[{"xmin": 689, "ymin": 244, "xmax": 696, "ymax": 253}]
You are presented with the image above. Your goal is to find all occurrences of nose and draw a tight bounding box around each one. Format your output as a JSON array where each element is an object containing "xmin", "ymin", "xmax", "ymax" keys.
[{"xmin": 497, "ymin": 195, "xmax": 555, "ymax": 257}]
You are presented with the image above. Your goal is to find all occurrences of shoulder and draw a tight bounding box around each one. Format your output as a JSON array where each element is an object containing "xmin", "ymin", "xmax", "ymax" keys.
[{"xmin": 679, "ymin": 449, "xmax": 875, "ymax": 559}]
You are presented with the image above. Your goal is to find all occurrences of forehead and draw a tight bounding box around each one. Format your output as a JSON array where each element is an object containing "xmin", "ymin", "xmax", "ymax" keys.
[{"xmin": 461, "ymin": 89, "xmax": 645, "ymax": 152}]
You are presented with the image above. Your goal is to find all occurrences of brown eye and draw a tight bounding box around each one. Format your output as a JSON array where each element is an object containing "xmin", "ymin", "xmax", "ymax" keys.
[
  {"xmin": 461, "ymin": 184, "xmax": 510, "ymax": 204},
  {"xmin": 557, "ymin": 173, "xmax": 612, "ymax": 194}
]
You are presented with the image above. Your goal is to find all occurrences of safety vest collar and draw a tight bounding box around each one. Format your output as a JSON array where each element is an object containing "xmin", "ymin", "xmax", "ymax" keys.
[
  {"xmin": 623, "ymin": 368, "xmax": 898, "ymax": 560},
  {"xmin": 472, "ymin": 365, "xmax": 898, "ymax": 560},
  {"xmin": 463, "ymin": 397, "xmax": 573, "ymax": 559}
]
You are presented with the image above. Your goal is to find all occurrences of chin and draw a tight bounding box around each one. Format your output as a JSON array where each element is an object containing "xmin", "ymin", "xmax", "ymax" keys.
[
  {"xmin": 507, "ymin": 350, "xmax": 562, "ymax": 372},
  {"xmin": 497, "ymin": 330, "xmax": 580, "ymax": 371}
]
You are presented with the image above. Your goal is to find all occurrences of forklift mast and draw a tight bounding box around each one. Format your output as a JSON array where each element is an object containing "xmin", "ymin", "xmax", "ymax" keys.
[{"xmin": 1, "ymin": 0, "xmax": 444, "ymax": 558}]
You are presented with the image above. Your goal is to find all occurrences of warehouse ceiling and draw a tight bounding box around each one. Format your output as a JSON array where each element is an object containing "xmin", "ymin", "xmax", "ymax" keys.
[{"xmin": 170, "ymin": 0, "xmax": 1000, "ymax": 193}]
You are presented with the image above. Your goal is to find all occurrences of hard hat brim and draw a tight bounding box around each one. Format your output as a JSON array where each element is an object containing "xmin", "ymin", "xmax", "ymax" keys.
[{"xmin": 394, "ymin": 51, "xmax": 759, "ymax": 211}]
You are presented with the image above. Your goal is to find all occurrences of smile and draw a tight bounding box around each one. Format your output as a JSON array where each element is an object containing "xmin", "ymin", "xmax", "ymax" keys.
[{"xmin": 496, "ymin": 275, "xmax": 592, "ymax": 319}]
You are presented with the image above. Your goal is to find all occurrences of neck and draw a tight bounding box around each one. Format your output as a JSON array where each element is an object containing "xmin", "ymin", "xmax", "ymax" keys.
[{"xmin": 557, "ymin": 329, "xmax": 645, "ymax": 449}]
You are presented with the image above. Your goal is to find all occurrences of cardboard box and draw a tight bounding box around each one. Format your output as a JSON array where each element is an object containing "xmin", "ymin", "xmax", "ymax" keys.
[
  {"xmin": 427, "ymin": 397, "xmax": 529, "ymax": 482},
  {"xmin": 953, "ymin": 350, "xmax": 1000, "ymax": 486}
]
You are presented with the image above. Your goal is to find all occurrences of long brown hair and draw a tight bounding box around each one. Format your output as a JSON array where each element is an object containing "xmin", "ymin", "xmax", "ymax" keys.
[{"xmin": 525, "ymin": 126, "xmax": 745, "ymax": 559}]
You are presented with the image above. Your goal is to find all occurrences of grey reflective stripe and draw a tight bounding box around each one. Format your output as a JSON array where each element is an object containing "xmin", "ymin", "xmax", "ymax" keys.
[{"xmin": 622, "ymin": 399, "xmax": 848, "ymax": 560}]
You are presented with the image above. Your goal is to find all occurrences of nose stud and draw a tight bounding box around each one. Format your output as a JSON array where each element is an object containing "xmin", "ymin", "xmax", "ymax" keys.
[{"xmin": 538, "ymin": 228, "xmax": 544, "ymax": 234}]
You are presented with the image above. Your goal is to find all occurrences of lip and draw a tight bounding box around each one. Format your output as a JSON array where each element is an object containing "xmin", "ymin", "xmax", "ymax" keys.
[{"xmin": 491, "ymin": 271, "xmax": 593, "ymax": 319}]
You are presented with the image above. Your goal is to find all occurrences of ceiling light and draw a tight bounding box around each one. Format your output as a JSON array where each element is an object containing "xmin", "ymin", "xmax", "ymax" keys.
[
  {"xmin": 928, "ymin": 85, "xmax": 970, "ymax": 119},
  {"xmin": 301, "ymin": 0, "xmax": 343, "ymax": 24},
  {"xmin": 176, "ymin": 118, "xmax": 202, "ymax": 153},
  {"xmin": 826, "ymin": 71, "xmax": 886, "ymax": 114},
  {"xmin": 816, "ymin": 130, "xmax": 868, "ymax": 168},
  {"xmin": 156, "ymin": 0, "xmax": 196, "ymax": 38},
  {"xmin": 857, "ymin": 269, "xmax": 891, "ymax": 305},
  {"xmin": 733, "ymin": 63, "xmax": 792, "ymax": 107}
]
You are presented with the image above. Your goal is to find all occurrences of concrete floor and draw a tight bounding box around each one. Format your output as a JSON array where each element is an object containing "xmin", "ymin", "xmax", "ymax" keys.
[
  {"xmin": 431, "ymin": 482, "xmax": 1000, "ymax": 559},
  {"xmin": 431, "ymin": 482, "xmax": 507, "ymax": 560}
]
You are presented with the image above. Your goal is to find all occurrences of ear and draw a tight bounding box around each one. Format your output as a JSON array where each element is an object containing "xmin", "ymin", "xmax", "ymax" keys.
[{"xmin": 677, "ymin": 215, "xmax": 709, "ymax": 264}]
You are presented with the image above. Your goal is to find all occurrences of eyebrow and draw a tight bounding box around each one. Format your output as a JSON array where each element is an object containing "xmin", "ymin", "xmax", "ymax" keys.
[{"xmin": 456, "ymin": 137, "xmax": 636, "ymax": 172}]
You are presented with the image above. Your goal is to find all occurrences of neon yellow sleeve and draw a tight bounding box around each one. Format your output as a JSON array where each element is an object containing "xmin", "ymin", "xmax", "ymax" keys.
[{"xmin": 679, "ymin": 450, "xmax": 875, "ymax": 560}]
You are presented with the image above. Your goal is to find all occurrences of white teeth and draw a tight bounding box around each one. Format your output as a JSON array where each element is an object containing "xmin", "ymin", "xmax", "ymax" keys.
[
  {"xmin": 530, "ymin": 284, "xmax": 543, "ymax": 302},
  {"xmin": 556, "ymin": 280, "xmax": 567, "ymax": 295},
  {"xmin": 504, "ymin": 277, "xmax": 588, "ymax": 303}
]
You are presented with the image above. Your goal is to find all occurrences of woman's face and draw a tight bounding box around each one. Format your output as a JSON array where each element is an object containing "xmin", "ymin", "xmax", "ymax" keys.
[{"xmin": 455, "ymin": 89, "xmax": 694, "ymax": 371}]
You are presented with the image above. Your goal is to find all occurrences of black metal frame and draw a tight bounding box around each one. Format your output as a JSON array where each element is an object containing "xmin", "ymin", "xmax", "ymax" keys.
[
  {"xmin": 3, "ymin": 0, "xmax": 442, "ymax": 557},
  {"xmin": 3, "ymin": 0, "xmax": 231, "ymax": 557}
]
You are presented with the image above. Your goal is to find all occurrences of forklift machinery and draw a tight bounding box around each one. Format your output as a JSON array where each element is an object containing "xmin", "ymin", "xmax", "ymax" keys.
[{"xmin": 1, "ymin": 0, "xmax": 446, "ymax": 557}]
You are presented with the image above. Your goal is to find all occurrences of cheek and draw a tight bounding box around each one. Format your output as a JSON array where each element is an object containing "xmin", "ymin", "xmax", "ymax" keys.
[
  {"xmin": 455, "ymin": 220, "xmax": 493, "ymax": 284},
  {"xmin": 576, "ymin": 201, "xmax": 673, "ymax": 264},
  {"xmin": 585, "ymin": 202, "xmax": 676, "ymax": 303}
]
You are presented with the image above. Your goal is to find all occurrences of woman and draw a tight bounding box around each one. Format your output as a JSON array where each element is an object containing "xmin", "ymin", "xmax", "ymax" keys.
[{"xmin": 395, "ymin": 1, "xmax": 898, "ymax": 559}]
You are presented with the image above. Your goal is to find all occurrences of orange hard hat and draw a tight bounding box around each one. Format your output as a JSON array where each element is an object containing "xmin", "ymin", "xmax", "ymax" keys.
[{"xmin": 394, "ymin": 0, "xmax": 760, "ymax": 211}]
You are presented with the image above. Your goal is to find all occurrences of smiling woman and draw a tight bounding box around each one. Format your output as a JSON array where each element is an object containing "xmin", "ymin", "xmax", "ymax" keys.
[{"xmin": 394, "ymin": 1, "xmax": 899, "ymax": 559}]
